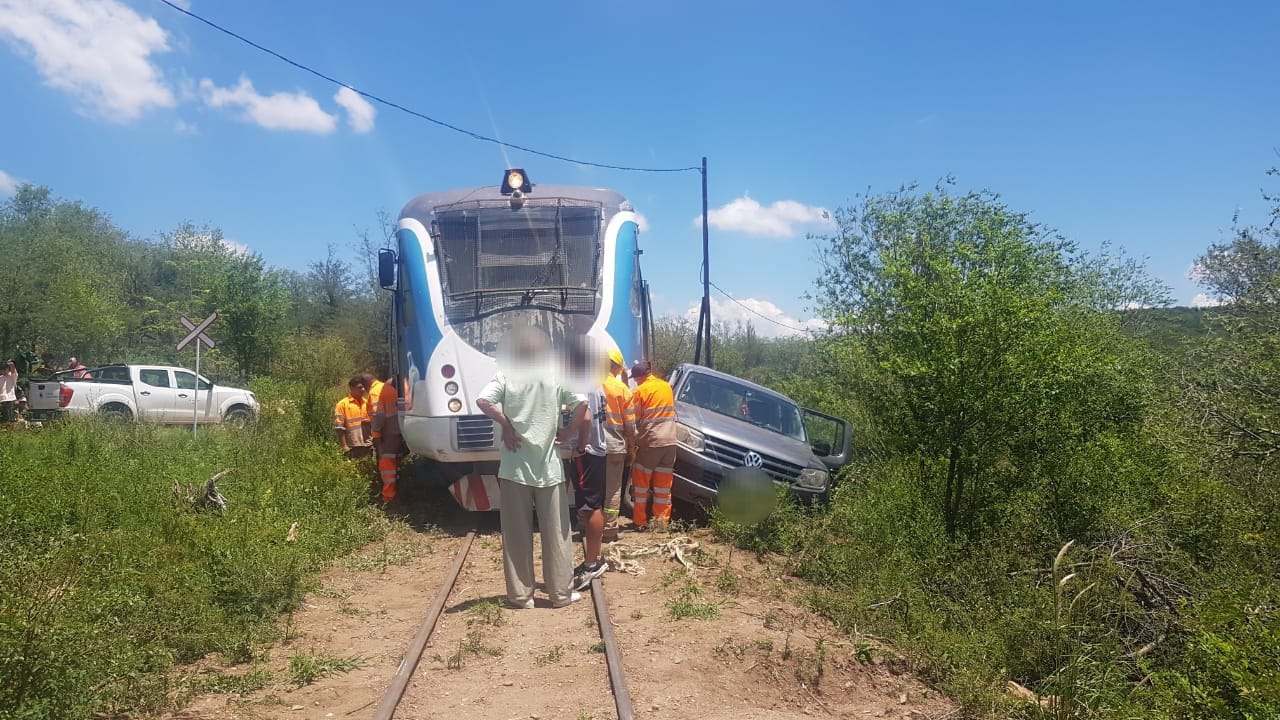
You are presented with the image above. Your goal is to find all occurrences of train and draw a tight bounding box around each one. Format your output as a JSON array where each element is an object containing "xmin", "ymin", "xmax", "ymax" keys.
[{"xmin": 377, "ymin": 169, "xmax": 654, "ymax": 510}]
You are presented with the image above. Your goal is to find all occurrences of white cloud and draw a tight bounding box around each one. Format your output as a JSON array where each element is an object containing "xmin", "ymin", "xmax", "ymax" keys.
[
  {"xmin": 333, "ymin": 86, "xmax": 375, "ymax": 133},
  {"xmin": 0, "ymin": 0, "xmax": 176, "ymax": 121},
  {"xmin": 693, "ymin": 195, "xmax": 834, "ymax": 238},
  {"xmin": 684, "ymin": 296, "xmax": 826, "ymax": 339},
  {"xmin": 174, "ymin": 119, "xmax": 197, "ymax": 135},
  {"xmin": 1190, "ymin": 292, "xmax": 1224, "ymax": 308},
  {"xmin": 169, "ymin": 0, "xmax": 191, "ymax": 9},
  {"xmin": 634, "ymin": 212, "xmax": 650, "ymax": 233},
  {"xmin": 200, "ymin": 76, "xmax": 337, "ymax": 134},
  {"xmin": 0, "ymin": 169, "xmax": 19, "ymax": 196},
  {"xmin": 221, "ymin": 238, "xmax": 249, "ymax": 256}
]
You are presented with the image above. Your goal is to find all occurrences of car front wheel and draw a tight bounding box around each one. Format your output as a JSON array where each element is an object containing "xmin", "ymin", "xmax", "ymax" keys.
[{"xmin": 224, "ymin": 407, "xmax": 253, "ymax": 429}]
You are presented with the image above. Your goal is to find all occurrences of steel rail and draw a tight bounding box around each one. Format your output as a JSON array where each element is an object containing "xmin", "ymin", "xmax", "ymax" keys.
[
  {"xmin": 372, "ymin": 529, "xmax": 475, "ymax": 720},
  {"xmin": 591, "ymin": 576, "xmax": 636, "ymax": 720}
]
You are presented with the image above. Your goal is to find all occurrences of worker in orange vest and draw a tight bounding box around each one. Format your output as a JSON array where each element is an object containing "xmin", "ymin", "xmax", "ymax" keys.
[
  {"xmin": 629, "ymin": 361, "xmax": 678, "ymax": 529},
  {"xmin": 601, "ymin": 349, "xmax": 635, "ymax": 542},
  {"xmin": 371, "ymin": 371, "xmax": 402, "ymax": 504},
  {"xmin": 361, "ymin": 373, "xmax": 384, "ymax": 445},
  {"xmin": 333, "ymin": 376, "xmax": 373, "ymax": 458}
]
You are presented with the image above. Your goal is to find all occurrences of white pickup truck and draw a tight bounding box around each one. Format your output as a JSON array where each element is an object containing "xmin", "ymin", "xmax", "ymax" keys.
[{"xmin": 27, "ymin": 363, "xmax": 259, "ymax": 427}]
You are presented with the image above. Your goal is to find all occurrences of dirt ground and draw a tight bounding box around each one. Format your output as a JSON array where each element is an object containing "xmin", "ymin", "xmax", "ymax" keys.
[{"xmin": 167, "ymin": 487, "xmax": 954, "ymax": 720}]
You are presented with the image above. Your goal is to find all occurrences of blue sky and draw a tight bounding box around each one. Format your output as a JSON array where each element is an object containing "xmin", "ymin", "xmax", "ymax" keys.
[{"xmin": 1, "ymin": 0, "xmax": 1277, "ymax": 335}]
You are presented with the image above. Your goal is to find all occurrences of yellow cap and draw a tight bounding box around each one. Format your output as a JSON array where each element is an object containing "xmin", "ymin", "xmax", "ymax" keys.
[{"xmin": 607, "ymin": 348, "xmax": 624, "ymax": 367}]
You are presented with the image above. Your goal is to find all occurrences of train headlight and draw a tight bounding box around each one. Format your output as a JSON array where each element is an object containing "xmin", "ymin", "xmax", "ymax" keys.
[
  {"xmin": 448, "ymin": 398, "xmax": 463, "ymax": 413},
  {"xmin": 500, "ymin": 168, "xmax": 532, "ymax": 195},
  {"xmin": 444, "ymin": 381, "xmax": 459, "ymax": 395}
]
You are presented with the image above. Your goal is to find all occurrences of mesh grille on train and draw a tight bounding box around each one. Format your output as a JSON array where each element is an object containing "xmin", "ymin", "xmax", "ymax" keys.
[{"xmin": 433, "ymin": 200, "xmax": 602, "ymax": 324}]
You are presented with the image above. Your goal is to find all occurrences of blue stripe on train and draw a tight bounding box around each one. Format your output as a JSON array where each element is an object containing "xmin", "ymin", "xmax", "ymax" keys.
[
  {"xmin": 605, "ymin": 220, "xmax": 643, "ymax": 366},
  {"xmin": 397, "ymin": 227, "xmax": 442, "ymax": 367}
]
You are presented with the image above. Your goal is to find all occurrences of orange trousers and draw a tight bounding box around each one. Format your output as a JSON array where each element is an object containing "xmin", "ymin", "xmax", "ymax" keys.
[
  {"xmin": 631, "ymin": 445, "xmax": 676, "ymax": 526},
  {"xmin": 377, "ymin": 434, "xmax": 401, "ymax": 503}
]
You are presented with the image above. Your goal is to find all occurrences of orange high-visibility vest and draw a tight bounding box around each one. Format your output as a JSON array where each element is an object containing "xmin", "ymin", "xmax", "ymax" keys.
[
  {"xmin": 333, "ymin": 395, "xmax": 371, "ymax": 447},
  {"xmin": 633, "ymin": 375, "xmax": 677, "ymax": 448},
  {"xmin": 374, "ymin": 381, "xmax": 401, "ymax": 439},
  {"xmin": 367, "ymin": 379, "xmax": 384, "ymax": 438},
  {"xmin": 602, "ymin": 374, "xmax": 635, "ymax": 454}
]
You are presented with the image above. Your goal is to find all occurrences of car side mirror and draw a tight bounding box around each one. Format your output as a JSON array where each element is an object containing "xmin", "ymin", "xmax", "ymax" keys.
[{"xmin": 378, "ymin": 248, "xmax": 397, "ymax": 289}]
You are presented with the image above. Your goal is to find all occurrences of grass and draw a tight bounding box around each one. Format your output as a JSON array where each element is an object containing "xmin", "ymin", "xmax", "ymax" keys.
[
  {"xmin": 588, "ymin": 641, "xmax": 606, "ymax": 653},
  {"xmin": 288, "ymin": 651, "xmax": 365, "ymax": 686},
  {"xmin": 668, "ymin": 598, "xmax": 721, "ymax": 620},
  {"xmin": 447, "ymin": 630, "xmax": 504, "ymax": 669},
  {"xmin": 535, "ymin": 645, "xmax": 566, "ymax": 665},
  {"xmin": 466, "ymin": 599, "xmax": 506, "ymax": 627},
  {"xmin": 666, "ymin": 580, "xmax": 721, "ymax": 620},
  {"xmin": 182, "ymin": 668, "xmax": 275, "ymax": 696},
  {"xmin": 0, "ymin": 383, "xmax": 390, "ymax": 719},
  {"xmin": 715, "ymin": 568, "xmax": 742, "ymax": 595}
]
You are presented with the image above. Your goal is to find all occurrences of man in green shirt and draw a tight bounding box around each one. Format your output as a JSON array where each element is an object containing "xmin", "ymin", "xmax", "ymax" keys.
[{"xmin": 477, "ymin": 328, "xmax": 588, "ymax": 609}]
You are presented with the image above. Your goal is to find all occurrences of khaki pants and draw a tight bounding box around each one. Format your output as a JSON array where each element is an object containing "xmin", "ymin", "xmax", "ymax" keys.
[
  {"xmin": 632, "ymin": 444, "xmax": 677, "ymax": 526},
  {"xmin": 498, "ymin": 479, "xmax": 574, "ymax": 605},
  {"xmin": 602, "ymin": 453, "xmax": 626, "ymax": 538}
]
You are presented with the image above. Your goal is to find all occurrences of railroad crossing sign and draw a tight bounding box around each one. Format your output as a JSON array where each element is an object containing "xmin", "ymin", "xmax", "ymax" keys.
[
  {"xmin": 177, "ymin": 312, "xmax": 218, "ymax": 437},
  {"xmin": 177, "ymin": 312, "xmax": 218, "ymax": 351}
]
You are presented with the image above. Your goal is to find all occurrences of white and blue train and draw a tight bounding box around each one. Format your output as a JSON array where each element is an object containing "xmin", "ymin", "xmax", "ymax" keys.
[{"xmin": 377, "ymin": 169, "xmax": 654, "ymax": 510}]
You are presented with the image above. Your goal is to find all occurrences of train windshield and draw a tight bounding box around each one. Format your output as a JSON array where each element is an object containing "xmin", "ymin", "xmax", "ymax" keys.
[{"xmin": 434, "ymin": 202, "xmax": 602, "ymax": 326}]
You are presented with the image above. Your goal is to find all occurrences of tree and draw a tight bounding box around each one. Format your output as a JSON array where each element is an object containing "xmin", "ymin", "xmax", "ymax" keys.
[
  {"xmin": 205, "ymin": 253, "xmax": 291, "ymax": 379},
  {"xmin": 1186, "ymin": 165, "xmax": 1280, "ymax": 463},
  {"xmin": 0, "ymin": 184, "xmax": 132, "ymax": 363},
  {"xmin": 813, "ymin": 184, "xmax": 1165, "ymax": 538}
]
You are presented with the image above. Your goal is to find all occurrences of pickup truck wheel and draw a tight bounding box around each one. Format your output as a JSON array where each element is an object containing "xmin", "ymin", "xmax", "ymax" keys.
[
  {"xmin": 99, "ymin": 404, "xmax": 132, "ymax": 423},
  {"xmin": 224, "ymin": 407, "xmax": 253, "ymax": 429}
]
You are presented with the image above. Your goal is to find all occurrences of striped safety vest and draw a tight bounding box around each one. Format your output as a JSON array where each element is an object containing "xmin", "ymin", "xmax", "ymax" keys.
[
  {"xmin": 601, "ymin": 374, "xmax": 635, "ymax": 454},
  {"xmin": 633, "ymin": 375, "xmax": 677, "ymax": 447}
]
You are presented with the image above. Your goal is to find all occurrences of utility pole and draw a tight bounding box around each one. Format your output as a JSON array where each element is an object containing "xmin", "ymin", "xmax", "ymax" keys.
[{"xmin": 694, "ymin": 156, "xmax": 712, "ymax": 368}]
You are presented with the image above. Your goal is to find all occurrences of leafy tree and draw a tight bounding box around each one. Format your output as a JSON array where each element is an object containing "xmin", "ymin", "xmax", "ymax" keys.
[
  {"xmin": 812, "ymin": 184, "xmax": 1167, "ymax": 538},
  {"xmin": 1187, "ymin": 166, "xmax": 1280, "ymax": 462},
  {"xmin": 204, "ymin": 253, "xmax": 291, "ymax": 379},
  {"xmin": 0, "ymin": 185, "xmax": 132, "ymax": 363}
]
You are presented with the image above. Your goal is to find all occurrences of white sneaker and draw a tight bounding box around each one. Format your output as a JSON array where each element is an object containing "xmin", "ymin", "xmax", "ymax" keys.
[
  {"xmin": 551, "ymin": 591, "xmax": 582, "ymax": 608},
  {"xmin": 506, "ymin": 597, "xmax": 534, "ymax": 610}
]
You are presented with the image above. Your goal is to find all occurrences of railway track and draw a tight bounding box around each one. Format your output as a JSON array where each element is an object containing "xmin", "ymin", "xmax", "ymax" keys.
[{"xmin": 371, "ymin": 529, "xmax": 634, "ymax": 720}]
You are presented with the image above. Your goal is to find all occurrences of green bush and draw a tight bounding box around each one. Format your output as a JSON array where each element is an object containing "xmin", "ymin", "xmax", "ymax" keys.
[{"xmin": 0, "ymin": 402, "xmax": 385, "ymax": 718}]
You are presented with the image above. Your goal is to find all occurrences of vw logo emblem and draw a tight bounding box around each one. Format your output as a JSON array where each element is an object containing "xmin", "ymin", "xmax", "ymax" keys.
[{"xmin": 743, "ymin": 451, "xmax": 763, "ymax": 468}]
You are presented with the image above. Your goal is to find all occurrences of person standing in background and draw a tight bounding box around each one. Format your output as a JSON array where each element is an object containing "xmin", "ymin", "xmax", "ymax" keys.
[
  {"xmin": 361, "ymin": 372, "xmax": 385, "ymax": 458},
  {"xmin": 333, "ymin": 377, "xmax": 373, "ymax": 458},
  {"xmin": 68, "ymin": 357, "xmax": 91, "ymax": 379},
  {"xmin": 371, "ymin": 370, "xmax": 402, "ymax": 504},
  {"xmin": 0, "ymin": 360, "xmax": 17, "ymax": 424}
]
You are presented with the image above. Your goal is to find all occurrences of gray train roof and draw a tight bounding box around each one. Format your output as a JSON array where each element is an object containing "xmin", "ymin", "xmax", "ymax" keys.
[{"xmin": 399, "ymin": 184, "xmax": 633, "ymax": 224}]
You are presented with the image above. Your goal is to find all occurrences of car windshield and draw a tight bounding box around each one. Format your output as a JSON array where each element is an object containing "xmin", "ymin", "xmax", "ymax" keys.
[{"xmin": 676, "ymin": 372, "xmax": 806, "ymax": 441}]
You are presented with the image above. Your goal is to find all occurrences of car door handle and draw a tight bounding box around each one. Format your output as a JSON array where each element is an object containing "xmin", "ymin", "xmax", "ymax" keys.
[
  {"xmin": 178, "ymin": 393, "xmax": 189, "ymax": 398},
  {"xmin": 140, "ymin": 391, "xmax": 151, "ymax": 396}
]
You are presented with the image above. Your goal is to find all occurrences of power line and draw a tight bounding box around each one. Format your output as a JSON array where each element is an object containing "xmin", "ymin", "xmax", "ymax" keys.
[
  {"xmin": 154, "ymin": 0, "xmax": 701, "ymax": 174},
  {"xmin": 709, "ymin": 281, "xmax": 816, "ymax": 334}
]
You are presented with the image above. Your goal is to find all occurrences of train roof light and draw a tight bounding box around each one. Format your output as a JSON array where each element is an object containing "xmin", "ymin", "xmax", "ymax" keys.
[{"xmin": 500, "ymin": 168, "xmax": 532, "ymax": 195}]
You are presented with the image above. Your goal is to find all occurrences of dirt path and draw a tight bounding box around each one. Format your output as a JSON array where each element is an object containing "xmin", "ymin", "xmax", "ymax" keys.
[{"xmin": 169, "ymin": 511, "xmax": 953, "ymax": 720}]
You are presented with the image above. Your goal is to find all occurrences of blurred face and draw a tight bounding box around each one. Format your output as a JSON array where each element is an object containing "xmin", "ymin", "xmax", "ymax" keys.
[{"xmin": 350, "ymin": 383, "xmax": 365, "ymax": 399}]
